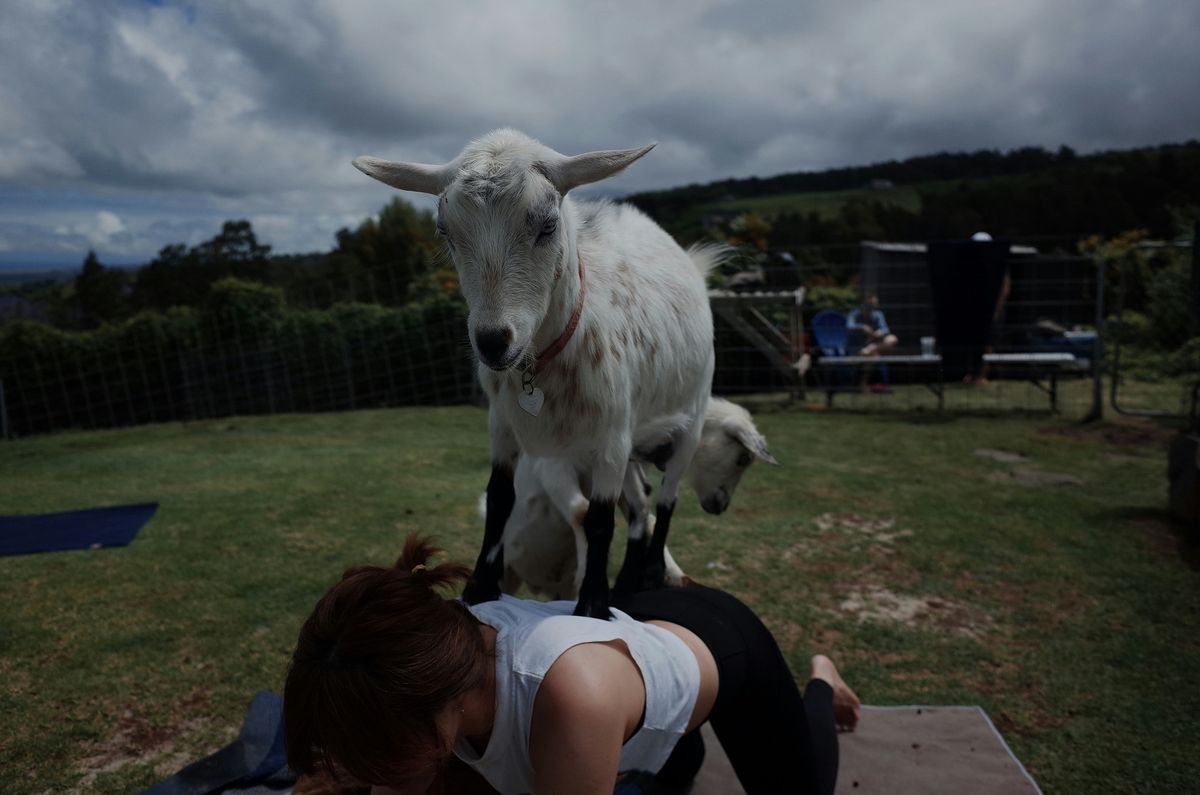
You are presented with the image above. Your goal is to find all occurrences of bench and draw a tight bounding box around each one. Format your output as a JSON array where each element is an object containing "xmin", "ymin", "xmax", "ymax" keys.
[{"xmin": 816, "ymin": 352, "xmax": 1088, "ymax": 410}]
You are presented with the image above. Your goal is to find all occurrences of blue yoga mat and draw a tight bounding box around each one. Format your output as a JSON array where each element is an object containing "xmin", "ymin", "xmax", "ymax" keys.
[{"xmin": 0, "ymin": 502, "xmax": 158, "ymax": 557}]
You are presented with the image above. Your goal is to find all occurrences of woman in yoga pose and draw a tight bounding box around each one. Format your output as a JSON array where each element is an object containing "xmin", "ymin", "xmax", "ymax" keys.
[{"xmin": 283, "ymin": 536, "xmax": 859, "ymax": 795}]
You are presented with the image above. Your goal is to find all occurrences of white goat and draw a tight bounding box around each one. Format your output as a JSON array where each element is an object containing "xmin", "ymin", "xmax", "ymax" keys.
[
  {"xmin": 501, "ymin": 396, "xmax": 778, "ymax": 600},
  {"xmin": 355, "ymin": 129, "xmax": 715, "ymax": 618}
]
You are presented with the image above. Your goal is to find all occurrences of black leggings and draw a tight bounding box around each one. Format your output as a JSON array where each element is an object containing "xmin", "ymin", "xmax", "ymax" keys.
[{"xmin": 613, "ymin": 586, "xmax": 838, "ymax": 795}]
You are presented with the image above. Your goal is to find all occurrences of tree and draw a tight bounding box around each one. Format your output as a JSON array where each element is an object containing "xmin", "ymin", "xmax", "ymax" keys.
[
  {"xmin": 131, "ymin": 221, "xmax": 272, "ymax": 311},
  {"xmin": 74, "ymin": 250, "xmax": 128, "ymax": 328},
  {"xmin": 194, "ymin": 220, "xmax": 271, "ymax": 275},
  {"xmin": 326, "ymin": 198, "xmax": 440, "ymax": 304}
]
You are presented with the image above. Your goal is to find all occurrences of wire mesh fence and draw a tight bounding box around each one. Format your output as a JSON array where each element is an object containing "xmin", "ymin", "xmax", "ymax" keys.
[
  {"xmin": 710, "ymin": 235, "xmax": 1195, "ymax": 421},
  {"xmin": 0, "ymin": 282, "xmax": 477, "ymax": 438},
  {"xmin": 1, "ymin": 233, "xmax": 1195, "ymax": 438}
]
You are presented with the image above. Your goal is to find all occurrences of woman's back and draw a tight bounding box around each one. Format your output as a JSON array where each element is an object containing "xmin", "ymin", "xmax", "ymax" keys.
[{"xmin": 456, "ymin": 596, "xmax": 700, "ymax": 794}]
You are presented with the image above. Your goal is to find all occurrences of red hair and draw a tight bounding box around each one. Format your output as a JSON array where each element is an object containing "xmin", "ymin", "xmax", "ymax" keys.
[{"xmin": 283, "ymin": 535, "xmax": 486, "ymax": 785}]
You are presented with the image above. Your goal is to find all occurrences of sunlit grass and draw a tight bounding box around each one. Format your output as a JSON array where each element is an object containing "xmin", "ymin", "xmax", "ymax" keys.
[{"xmin": 0, "ymin": 405, "xmax": 1195, "ymax": 793}]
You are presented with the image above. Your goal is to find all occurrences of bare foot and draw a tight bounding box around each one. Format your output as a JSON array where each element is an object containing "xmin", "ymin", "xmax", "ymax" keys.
[{"xmin": 811, "ymin": 654, "xmax": 861, "ymax": 733}]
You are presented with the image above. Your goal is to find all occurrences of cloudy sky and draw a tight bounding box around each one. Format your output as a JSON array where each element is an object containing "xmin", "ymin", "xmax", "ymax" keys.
[{"xmin": 2, "ymin": 0, "xmax": 1197, "ymax": 269}]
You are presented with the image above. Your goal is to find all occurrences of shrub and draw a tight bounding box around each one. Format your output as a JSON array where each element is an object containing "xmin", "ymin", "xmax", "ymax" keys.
[
  {"xmin": 805, "ymin": 285, "xmax": 859, "ymax": 316},
  {"xmin": 0, "ymin": 281, "xmax": 473, "ymax": 436}
]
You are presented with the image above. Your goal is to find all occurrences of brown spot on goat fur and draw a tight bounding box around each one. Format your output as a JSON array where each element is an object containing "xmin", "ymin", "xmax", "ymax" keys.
[
  {"xmin": 582, "ymin": 325, "xmax": 599, "ymax": 355},
  {"xmin": 572, "ymin": 502, "xmax": 588, "ymax": 530},
  {"xmin": 575, "ymin": 396, "xmax": 600, "ymax": 420},
  {"xmin": 559, "ymin": 361, "xmax": 581, "ymax": 406}
]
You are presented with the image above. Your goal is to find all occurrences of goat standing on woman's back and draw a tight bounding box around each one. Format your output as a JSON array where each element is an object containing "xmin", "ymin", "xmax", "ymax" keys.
[{"xmin": 354, "ymin": 129, "xmax": 715, "ymax": 618}]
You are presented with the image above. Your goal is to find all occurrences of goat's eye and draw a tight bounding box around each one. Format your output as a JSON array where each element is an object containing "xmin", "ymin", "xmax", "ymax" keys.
[
  {"xmin": 737, "ymin": 452, "xmax": 752, "ymax": 467},
  {"xmin": 436, "ymin": 222, "xmax": 455, "ymax": 249},
  {"xmin": 536, "ymin": 216, "xmax": 558, "ymax": 243}
]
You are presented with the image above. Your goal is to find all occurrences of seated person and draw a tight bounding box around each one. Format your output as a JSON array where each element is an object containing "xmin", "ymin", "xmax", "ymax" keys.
[
  {"xmin": 283, "ymin": 535, "xmax": 861, "ymax": 795},
  {"xmin": 846, "ymin": 293, "xmax": 898, "ymax": 356}
]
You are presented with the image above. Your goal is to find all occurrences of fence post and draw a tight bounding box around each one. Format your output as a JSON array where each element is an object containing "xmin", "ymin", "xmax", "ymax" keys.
[
  {"xmin": 0, "ymin": 378, "xmax": 9, "ymax": 440},
  {"xmin": 1083, "ymin": 257, "xmax": 1105, "ymax": 422},
  {"xmin": 1191, "ymin": 221, "xmax": 1199, "ymax": 338}
]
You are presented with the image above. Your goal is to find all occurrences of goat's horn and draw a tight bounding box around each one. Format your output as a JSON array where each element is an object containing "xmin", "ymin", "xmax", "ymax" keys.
[
  {"xmin": 546, "ymin": 143, "xmax": 655, "ymax": 194},
  {"xmin": 352, "ymin": 156, "xmax": 452, "ymax": 196}
]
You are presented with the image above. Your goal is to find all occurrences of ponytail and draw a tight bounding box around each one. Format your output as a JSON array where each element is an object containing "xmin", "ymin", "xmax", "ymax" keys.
[{"xmin": 394, "ymin": 534, "xmax": 472, "ymax": 591}]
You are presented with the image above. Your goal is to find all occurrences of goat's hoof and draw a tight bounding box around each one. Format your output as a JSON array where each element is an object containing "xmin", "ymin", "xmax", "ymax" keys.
[
  {"xmin": 462, "ymin": 580, "xmax": 501, "ymax": 606},
  {"xmin": 572, "ymin": 596, "xmax": 612, "ymax": 620}
]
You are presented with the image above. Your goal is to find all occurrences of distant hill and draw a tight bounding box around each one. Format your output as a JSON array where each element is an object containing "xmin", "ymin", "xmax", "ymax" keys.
[
  {"xmin": 627, "ymin": 141, "xmax": 1200, "ymax": 245},
  {"xmin": 0, "ymin": 268, "xmax": 75, "ymax": 285}
]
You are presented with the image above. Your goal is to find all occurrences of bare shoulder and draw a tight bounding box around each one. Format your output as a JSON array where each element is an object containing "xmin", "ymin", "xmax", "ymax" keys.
[
  {"xmin": 535, "ymin": 643, "xmax": 648, "ymax": 739},
  {"xmin": 536, "ymin": 640, "xmax": 644, "ymax": 720}
]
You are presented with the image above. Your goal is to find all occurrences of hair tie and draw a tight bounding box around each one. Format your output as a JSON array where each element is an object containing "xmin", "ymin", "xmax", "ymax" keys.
[{"xmin": 411, "ymin": 564, "xmax": 427, "ymax": 573}]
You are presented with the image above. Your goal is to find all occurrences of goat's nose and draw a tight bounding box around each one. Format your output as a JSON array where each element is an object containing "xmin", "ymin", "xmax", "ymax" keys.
[
  {"xmin": 475, "ymin": 326, "xmax": 514, "ymax": 367},
  {"xmin": 701, "ymin": 490, "xmax": 730, "ymax": 515}
]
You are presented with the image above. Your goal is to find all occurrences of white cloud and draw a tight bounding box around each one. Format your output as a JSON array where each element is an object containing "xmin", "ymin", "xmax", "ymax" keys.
[
  {"xmin": 88, "ymin": 211, "xmax": 126, "ymax": 246},
  {"xmin": 0, "ymin": 0, "xmax": 1197, "ymax": 265}
]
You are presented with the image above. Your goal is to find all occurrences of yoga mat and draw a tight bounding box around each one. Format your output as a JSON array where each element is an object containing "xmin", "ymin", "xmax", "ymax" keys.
[
  {"xmin": 157, "ymin": 701, "xmax": 1042, "ymax": 794},
  {"xmin": 691, "ymin": 705, "xmax": 1042, "ymax": 795},
  {"xmin": 0, "ymin": 502, "xmax": 157, "ymax": 557}
]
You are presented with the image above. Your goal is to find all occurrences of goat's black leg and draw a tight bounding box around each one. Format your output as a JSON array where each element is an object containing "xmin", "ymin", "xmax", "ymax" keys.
[
  {"xmin": 574, "ymin": 498, "xmax": 615, "ymax": 619},
  {"xmin": 462, "ymin": 463, "xmax": 513, "ymax": 605},
  {"xmin": 641, "ymin": 498, "xmax": 677, "ymax": 591},
  {"xmin": 613, "ymin": 500, "xmax": 646, "ymax": 598}
]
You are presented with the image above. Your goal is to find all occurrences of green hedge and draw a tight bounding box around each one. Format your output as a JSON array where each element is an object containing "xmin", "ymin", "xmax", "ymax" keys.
[{"xmin": 0, "ymin": 279, "xmax": 473, "ymax": 436}]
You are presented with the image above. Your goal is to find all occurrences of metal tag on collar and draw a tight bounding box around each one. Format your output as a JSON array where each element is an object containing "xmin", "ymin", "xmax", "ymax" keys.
[{"xmin": 518, "ymin": 371, "xmax": 545, "ymax": 417}]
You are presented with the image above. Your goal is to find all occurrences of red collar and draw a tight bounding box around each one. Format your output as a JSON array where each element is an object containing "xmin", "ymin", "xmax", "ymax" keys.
[{"xmin": 530, "ymin": 251, "xmax": 585, "ymax": 376}]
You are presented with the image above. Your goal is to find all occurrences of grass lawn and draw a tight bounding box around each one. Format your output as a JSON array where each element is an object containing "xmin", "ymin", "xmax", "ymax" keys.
[{"xmin": 1, "ymin": 405, "xmax": 1197, "ymax": 793}]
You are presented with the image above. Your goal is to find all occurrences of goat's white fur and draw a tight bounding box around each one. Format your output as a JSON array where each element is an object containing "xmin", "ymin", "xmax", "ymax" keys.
[
  {"xmin": 355, "ymin": 129, "xmax": 717, "ymax": 613},
  {"xmin": 499, "ymin": 397, "xmax": 777, "ymax": 599}
]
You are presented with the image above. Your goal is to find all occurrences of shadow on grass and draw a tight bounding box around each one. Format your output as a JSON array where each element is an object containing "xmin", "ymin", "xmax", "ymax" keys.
[{"xmin": 1099, "ymin": 505, "xmax": 1200, "ymax": 571}]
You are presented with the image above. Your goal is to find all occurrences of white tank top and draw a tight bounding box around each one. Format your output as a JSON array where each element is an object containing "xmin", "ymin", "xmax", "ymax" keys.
[{"xmin": 452, "ymin": 595, "xmax": 701, "ymax": 795}]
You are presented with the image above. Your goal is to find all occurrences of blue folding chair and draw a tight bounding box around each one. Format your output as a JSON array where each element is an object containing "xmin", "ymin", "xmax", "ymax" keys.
[
  {"xmin": 811, "ymin": 309, "xmax": 854, "ymax": 398},
  {"xmin": 811, "ymin": 309, "xmax": 849, "ymax": 356}
]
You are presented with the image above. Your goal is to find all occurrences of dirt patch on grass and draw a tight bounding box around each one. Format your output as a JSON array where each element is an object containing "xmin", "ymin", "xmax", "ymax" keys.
[
  {"xmin": 974, "ymin": 448, "xmax": 1032, "ymax": 463},
  {"xmin": 1038, "ymin": 420, "xmax": 1176, "ymax": 450},
  {"xmin": 73, "ymin": 714, "xmax": 210, "ymax": 792},
  {"xmin": 836, "ymin": 586, "xmax": 994, "ymax": 637},
  {"xmin": 988, "ymin": 468, "xmax": 1084, "ymax": 487},
  {"xmin": 782, "ymin": 513, "xmax": 913, "ymax": 570},
  {"xmin": 812, "ymin": 513, "xmax": 914, "ymax": 545},
  {"xmin": 71, "ymin": 687, "xmax": 221, "ymax": 792}
]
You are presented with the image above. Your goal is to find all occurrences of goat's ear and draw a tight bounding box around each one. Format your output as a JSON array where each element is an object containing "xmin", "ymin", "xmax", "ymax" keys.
[
  {"xmin": 352, "ymin": 156, "xmax": 452, "ymax": 195},
  {"xmin": 734, "ymin": 427, "xmax": 779, "ymax": 465},
  {"xmin": 546, "ymin": 143, "xmax": 655, "ymax": 194}
]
